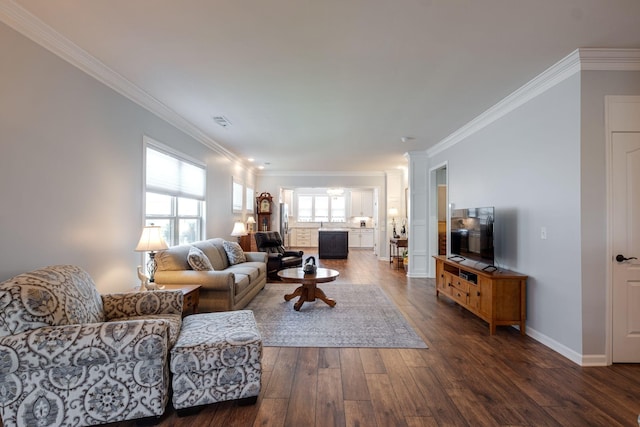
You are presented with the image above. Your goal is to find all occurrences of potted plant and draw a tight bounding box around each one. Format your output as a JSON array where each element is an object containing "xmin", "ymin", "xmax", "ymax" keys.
[{"xmin": 402, "ymin": 249, "xmax": 408, "ymax": 272}]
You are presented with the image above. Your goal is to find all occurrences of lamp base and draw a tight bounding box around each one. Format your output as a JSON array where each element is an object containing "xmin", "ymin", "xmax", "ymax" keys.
[{"xmin": 147, "ymin": 252, "xmax": 158, "ymax": 283}]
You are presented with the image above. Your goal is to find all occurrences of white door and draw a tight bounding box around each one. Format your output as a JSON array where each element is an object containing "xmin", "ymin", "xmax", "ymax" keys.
[{"xmin": 612, "ymin": 131, "xmax": 640, "ymax": 362}]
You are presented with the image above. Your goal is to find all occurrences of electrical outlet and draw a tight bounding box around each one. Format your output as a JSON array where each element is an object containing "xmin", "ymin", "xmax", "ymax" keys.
[{"xmin": 541, "ymin": 227, "xmax": 547, "ymax": 240}]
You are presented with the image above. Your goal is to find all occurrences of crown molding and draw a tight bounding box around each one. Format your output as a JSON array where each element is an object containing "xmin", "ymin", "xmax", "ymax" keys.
[
  {"xmin": 579, "ymin": 48, "xmax": 640, "ymax": 71},
  {"xmin": 258, "ymin": 170, "xmax": 385, "ymax": 177},
  {"xmin": 427, "ymin": 48, "xmax": 640, "ymax": 157},
  {"xmin": 0, "ymin": 0, "xmax": 244, "ymax": 165}
]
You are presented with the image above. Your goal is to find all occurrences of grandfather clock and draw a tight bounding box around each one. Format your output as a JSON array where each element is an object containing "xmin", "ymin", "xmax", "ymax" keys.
[{"xmin": 256, "ymin": 192, "xmax": 273, "ymax": 231}]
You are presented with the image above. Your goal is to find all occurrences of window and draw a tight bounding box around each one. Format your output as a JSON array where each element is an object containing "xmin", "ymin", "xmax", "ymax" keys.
[
  {"xmin": 315, "ymin": 196, "xmax": 329, "ymax": 222},
  {"xmin": 145, "ymin": 142, "xmax": 205, "ymax": 246},
  {"xmin": 298, "ymin": 196, "xmax": 313, "ymax": 222},
  {"xmin": 330, "ymin": 196, "xmax": 346, "ymax": 222},
  {"xmin": 232, "ymin": 180, "xmax": 243, "ymax": 212},
  {"xmin": 296, "ymin": 194, "xmax": 345, "ymax": 223},
  {"xmin": 246, "ymin": 186, "xmax": 254, "ymax": 212}
]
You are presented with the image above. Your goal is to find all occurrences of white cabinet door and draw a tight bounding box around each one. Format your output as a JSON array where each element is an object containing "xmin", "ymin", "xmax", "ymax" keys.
[
  {"xmin": 361, "ymin": 191, "xmax": 374, "ymax": 217},
  {"xmin": 350, "ymin": 191, "xmax": 363, "ymax": 217},
  {"xmin": 348, "ymin": 230, "xmax": 359, "ymax": 247},
  {"xmin": 361, "ymin": 230, "xmax": 374, "ymax": 248},
  {"xmin": 350, "ymin": 190, "xmax": 374, "ymax": 217}
]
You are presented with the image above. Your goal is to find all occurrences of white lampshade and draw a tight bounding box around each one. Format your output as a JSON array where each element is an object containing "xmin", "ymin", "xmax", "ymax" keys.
[
  {"xmin": 246, "ymin": 216, "xmax": 256, "ymax": 224},
  {"xmin": 135, "ymin": 224, "xmax": 169, "ymax": 252},
  {"xmin": 388, "ymin": 208, "xmax": 399, "ymax": 217},
  {"xmin": 230, "ymin": 221, "xmax": 248, "ymax": 236}
]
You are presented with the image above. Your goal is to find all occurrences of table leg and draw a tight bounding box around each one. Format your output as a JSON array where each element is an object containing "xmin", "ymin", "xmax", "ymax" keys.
[
  {"xmin": 314, "ymin": 287, "xmax": 336, "ymax": 308},
  {"xmin": 293, "ymin": 287, "xmax": 309, "ymax": 311},
  {"xmin": 285, "ymin": 286, "xmax": 303, "ymax": 302}
]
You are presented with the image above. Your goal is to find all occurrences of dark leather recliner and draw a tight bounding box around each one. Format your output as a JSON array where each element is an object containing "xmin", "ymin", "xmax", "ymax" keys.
[{"xmin": 254, "ymin": 231, "xmax": 304, "ymax": 278}]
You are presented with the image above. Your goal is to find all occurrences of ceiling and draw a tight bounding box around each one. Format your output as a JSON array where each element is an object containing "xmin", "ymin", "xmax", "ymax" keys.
[{"xmin": 5, "ymin": 0, "xmax": 640, "ymax": 173}]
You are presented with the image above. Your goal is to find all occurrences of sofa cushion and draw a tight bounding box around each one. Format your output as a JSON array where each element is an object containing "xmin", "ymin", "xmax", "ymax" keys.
[
  {"xmin": 187, "ymin": 246, "xmax": 214, "ymax": 271},
  {"xmin": 0, "ymin": 265, "xmax": 105, "ymax": 336},
  {"xmin": 194, "ymin": 239, "xmax": 230, "ymax": 271},
  {"xmin": 223, "ymin": 241, "xmax": 246, "ymax": 265},
  {"xmin": 227, "ymin": 263, "xmax": 263, "ymax": 283},
  {"xmin": 233, "ymin": 274, "xmax": 252, "ymax": 296},
  {"xmin": 156, "ymin": 244, "xmax": 192, "ymax": 271}
]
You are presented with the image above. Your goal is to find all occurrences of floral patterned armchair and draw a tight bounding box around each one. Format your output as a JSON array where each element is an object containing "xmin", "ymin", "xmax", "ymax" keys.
[{"xmin": 0, "ymin": 265, "xmax": 184, "ymax": 427}]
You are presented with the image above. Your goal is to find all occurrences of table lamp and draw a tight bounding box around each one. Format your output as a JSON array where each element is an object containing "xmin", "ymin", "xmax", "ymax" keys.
[
  {"xmin": 389, "ymin": 208, "xmax": 399, "ymax": 238},
  {"xmin": 246, "ymin": 216, "xmax": 256, "ymax": 232},
  {"xmin": 231, "ymin": 221, "xmax": 248, "ymax": 240},
  {"xmin": 135, "ymin": 224, "xmax": 168, "ymax": 283}
]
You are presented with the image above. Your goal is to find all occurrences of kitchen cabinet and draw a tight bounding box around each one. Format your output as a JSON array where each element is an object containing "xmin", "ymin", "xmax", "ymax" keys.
[
  {"xmin": 349, "ymin": 228, "xmax": 374, "ymax": 248},
  {"xmin": 290, "ymin": 228, "xmax": 318, "ymax": 247},
  {"xmin": 361, "ymin": 229, "xmax": 374, "ymax": 247},
  {"xmin": 318, "ymin": 230, "xmax": 348, "ymax": 259},
  {"xmin": 350, "ymin": 190, "xmax": 374, "ymax": 217}
]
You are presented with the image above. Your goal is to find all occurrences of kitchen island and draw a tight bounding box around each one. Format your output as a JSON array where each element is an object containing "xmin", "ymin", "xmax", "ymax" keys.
[{"xmin": 318, "ymin": 228, "xmax": 349, "ymax": 259}]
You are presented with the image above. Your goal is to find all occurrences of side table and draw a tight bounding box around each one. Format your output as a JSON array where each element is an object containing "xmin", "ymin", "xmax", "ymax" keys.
[
  {"xmin": 161, "ymin": 284, "xmax": 202, "ymax": 316},
  {"xmin": 389, "ymin": 238, "xmax": 408, "ymax": 269}
]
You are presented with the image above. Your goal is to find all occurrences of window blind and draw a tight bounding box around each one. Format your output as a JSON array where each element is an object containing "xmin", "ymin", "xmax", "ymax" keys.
[{"xmin": 146, "ymin": 146, "xmax": 205, "ymax": 200}]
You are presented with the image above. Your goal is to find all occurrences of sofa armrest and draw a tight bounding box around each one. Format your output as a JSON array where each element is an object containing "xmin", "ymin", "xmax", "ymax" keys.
[
  {"xmin": 245, "ymin": 252, "xmax": 268, "ymax": 263},
  {"xmin": 154, "ymin": 270, "xmax": 235, "ymax": 292},
  {"xmin": 0, "ymin": 319, "xmax": 169, "ymax": 373},
  {"xmin": 102, "ymin": 290, "xmax": 184, "ymax": 320}
]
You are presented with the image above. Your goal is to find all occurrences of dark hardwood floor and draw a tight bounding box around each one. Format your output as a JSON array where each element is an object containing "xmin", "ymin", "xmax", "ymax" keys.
[{"xmin": 48, "ymin": 250, "xmax": 640, "ymax": 426}]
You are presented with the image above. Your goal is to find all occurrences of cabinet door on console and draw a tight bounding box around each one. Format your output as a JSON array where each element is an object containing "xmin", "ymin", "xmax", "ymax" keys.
[
  {"xmin": 468, "ymin": 278, "xmax": 493, "ymax": 317},
  {"xmin": 435, "ymin": 260, "xmax": 445, "ymax": 293},
  {"xmin": 476, "ymin": 277, "xmax": 493, "ymax": 318},
  {"xmin": 442, "ymin": 271, "xmax": 455, "ymax": 297}
]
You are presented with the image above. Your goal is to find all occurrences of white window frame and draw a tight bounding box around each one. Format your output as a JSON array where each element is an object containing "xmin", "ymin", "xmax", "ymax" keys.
[
  {"xmin": 296, "ymin": 194, "xmax": 346, "ymax": 223},
  {"xmin": 232, "ymin": 178, "xmax": 243, "ymax": 213},
  {"xmin": 143, "ymin": 137, "xmax": 206, "ymax": 246},
  {"xmin": 246, "ymin": 186, "xmax": 254, "ymax": 213}
]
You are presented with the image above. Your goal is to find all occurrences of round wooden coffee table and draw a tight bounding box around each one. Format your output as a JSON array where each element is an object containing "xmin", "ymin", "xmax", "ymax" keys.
[{"xmin": 277, "ymin": 267, "xmax": 340, "ymax": 311}]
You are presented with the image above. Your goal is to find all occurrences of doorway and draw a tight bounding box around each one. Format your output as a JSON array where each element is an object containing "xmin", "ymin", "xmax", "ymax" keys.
[{"xmin": 429, "ymin": 163, "xmax": 448, "ymax": 276}]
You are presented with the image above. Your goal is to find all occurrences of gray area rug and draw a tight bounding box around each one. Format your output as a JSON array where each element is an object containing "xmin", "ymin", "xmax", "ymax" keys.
[{"xmin": 245, "ymin": 283, "xmax": 427, "ymax": 348}]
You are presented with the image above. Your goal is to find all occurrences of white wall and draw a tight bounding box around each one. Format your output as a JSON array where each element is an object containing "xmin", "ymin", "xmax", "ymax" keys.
[
  {"xmin": 429, "ymin": 74, "xmax": 584, "ymax": 354},
  {"xmin": 0, "ymin": 23, "xmax": 253, "ymax": 292},
  {"xmin": 579, "ymin": 70, "xmax": 640, "ymax": 356},
  {"xmin": 427, "ymin": 68, "xmax": 640, "ymax": 362}
]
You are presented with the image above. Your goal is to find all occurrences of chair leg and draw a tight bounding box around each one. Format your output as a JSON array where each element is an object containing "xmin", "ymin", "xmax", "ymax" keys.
[
  {"xmin": 176, "ymin": 406, "xmax": 203, "ymax": 417},
  {"xmin": 238, "ymin": 396, "xmax": 258, "ymax": 406},
  {"xmin": 135, "ymin": 415, "xmax": 165, "ymax": 426}
]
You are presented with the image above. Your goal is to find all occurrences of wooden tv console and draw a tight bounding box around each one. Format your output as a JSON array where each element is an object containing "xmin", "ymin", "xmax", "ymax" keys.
[{"xmin": 433, "ymin": 255, "xmax": 527, "ymax": 335}]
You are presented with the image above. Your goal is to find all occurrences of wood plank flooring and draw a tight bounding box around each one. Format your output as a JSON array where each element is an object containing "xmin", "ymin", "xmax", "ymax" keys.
[{"xmin": 10, "ymin": 249, "xmax": 640, "ymax": 426}]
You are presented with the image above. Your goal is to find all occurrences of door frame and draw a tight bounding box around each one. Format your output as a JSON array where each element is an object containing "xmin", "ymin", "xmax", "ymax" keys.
[
  {"xmin": 428, "ymin": 161, "xmax": 448, "ymax": 277},
  {"xmin": 605, "ymin": 95, "xmax": 640, "ymax": 364}
]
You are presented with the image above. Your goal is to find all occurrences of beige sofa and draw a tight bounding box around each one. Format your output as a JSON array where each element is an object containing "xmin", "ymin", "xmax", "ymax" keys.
[{"xmin": 154, "ymin": 238, "xmax": 267, "ymax": 312}]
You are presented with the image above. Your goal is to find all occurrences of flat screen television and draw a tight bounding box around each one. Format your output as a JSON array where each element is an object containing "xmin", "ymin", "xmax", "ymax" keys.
[{"xmin": 449, "ymin": 206, "xmax": 495, "ymax": 270}]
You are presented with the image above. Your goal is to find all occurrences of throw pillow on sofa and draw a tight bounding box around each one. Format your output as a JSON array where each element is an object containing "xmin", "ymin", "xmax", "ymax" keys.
[
  {"xmin": 223, "ymin": 240, "xmax": 246, "ymax": 265},
  {"xmin": 188, "ymin": 246, "xmax": 214, "ymax": 271}
]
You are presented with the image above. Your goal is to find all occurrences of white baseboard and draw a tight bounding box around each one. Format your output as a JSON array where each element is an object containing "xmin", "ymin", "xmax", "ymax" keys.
[{"xmin": 525, "ymin": 326, "xmax": 608, "ymax": 366}]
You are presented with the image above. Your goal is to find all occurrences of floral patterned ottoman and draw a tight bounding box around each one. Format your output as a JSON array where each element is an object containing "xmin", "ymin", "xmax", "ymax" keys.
[{"xmin": 170, "ymin": 310, "xmax": 262, "ymax": 411}]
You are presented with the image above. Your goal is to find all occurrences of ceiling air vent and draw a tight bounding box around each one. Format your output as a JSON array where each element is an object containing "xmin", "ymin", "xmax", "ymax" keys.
[{"xmin": 212, "ymin": 115, "xmax": 232, "ymax": 128}]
